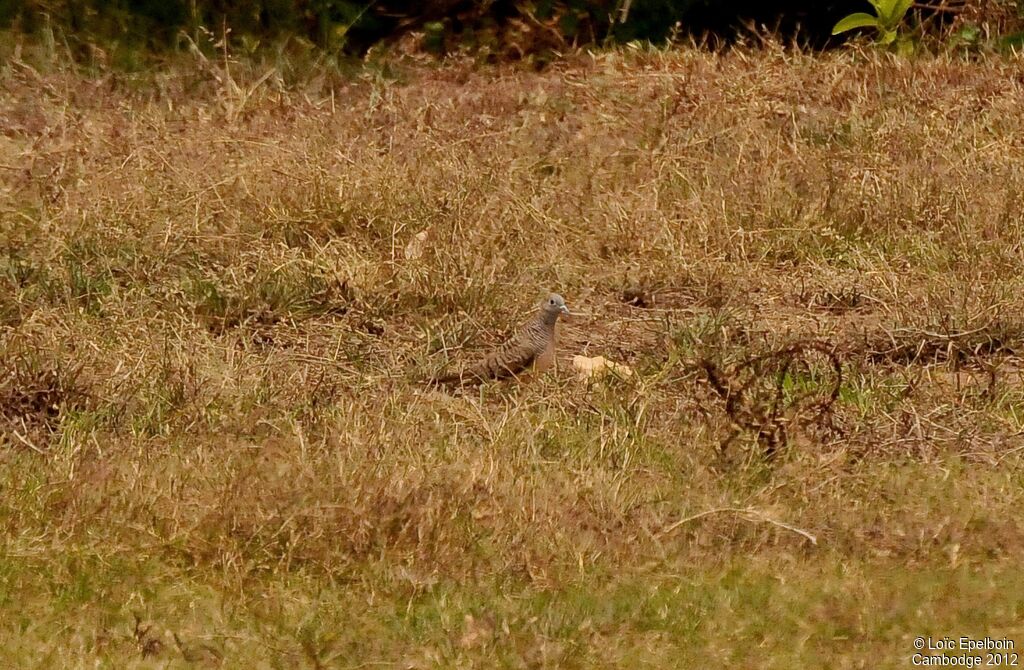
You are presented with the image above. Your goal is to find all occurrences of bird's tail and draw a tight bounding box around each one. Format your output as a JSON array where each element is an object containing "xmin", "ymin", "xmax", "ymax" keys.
[
  {"xmin": 426, "ymin": 367, "xmax": 485, "ymax": 387},
  {"xmin": 427, "ymin": 371, "xmax": 460, "ymax": 386}
]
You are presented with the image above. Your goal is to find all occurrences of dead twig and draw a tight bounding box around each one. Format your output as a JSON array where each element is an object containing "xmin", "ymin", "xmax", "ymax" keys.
[
  {"xmin": 10, "ymin": 428, "xmax": 46, "ymax": 455},
  {"xmin": 660, "ymin": 507, "xmax": 818, "ymax": 545},
  {"xmin": 696, "ymin": 340, "xmax": 843, "ymax": 458}
]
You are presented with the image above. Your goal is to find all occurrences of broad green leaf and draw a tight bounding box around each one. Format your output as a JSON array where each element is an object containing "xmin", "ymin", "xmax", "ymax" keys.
[
  {"xmin": 879, "ymin": 29, "xmax": 898, "ymax": 45},
  {"xmin": 955, "ymin": 25, "xmax": 981, "ymax": 44},
  {"xmin": 867, "ymin": 0, "xmax": 887, "ymax": 15},
  {"xmin": 894, "ymin": 0, "xmax": 914, "ymax": 18},
  {"xmin": 876, "ymin": 0, "xmax": 917, "ymax": 28},
  {"xmin": 832, "ymin": 13, "xmax": 881, "ymax": 35}
]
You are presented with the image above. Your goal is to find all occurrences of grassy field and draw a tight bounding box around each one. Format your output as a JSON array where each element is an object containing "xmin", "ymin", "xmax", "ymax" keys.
[{"xmin": 3, "ymin": 39, "xmax": 1024, "ymax": 667}]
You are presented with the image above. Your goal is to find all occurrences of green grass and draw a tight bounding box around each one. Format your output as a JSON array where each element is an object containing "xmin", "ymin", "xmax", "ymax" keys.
[
  {"xmin": 2, "ymin": 551, "xmax": 1021, "ymax": 667},
  {"xmin": 3, "ymin": 41, "xmax": 1024, "ymax": 666}
]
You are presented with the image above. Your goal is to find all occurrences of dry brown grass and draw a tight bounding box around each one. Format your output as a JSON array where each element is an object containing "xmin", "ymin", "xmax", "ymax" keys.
[{"xmin": 4, "ymin": 37, "xmax": 1024, "ymax": 667}]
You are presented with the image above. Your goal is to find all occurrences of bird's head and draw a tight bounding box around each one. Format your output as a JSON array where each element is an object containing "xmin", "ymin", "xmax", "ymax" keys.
[{"xmin": 541, "ymin": 293, "xmax": 570, "ymax": 318}]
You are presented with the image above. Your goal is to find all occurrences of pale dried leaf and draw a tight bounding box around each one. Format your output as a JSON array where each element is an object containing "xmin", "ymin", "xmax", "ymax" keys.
[
  {"xmin": 572, "ymin": 355, "xmax": 633, "ymax": 379},
  {"xmin": 404, "ymin": 229, "xmax": 430, "ymax": 260}
]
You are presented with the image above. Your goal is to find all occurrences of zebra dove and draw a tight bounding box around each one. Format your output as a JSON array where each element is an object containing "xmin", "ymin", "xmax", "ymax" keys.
[{"xmin": 432, "ymin": 293, "xmax": 571, "ymax": 385}]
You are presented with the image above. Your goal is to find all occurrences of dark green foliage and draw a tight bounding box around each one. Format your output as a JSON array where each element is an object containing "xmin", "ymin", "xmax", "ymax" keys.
[
  {"xmin": 0, "ymin": 0, "xmax": 1019, "ymax": 57},
  {"xmin": 4, "ymin": 0, "xmax": 387, "ymax": 52}
]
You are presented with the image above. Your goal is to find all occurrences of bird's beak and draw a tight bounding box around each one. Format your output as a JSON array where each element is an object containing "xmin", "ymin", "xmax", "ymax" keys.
[{"xmin": 560, "ymin": 305, "xmax": 571, "ymax": 316}]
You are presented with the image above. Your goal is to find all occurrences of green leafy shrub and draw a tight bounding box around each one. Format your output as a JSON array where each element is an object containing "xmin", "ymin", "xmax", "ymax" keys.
[{"xmin": 831, "ymin": 0, "xmax": 913, "ymax": 46}]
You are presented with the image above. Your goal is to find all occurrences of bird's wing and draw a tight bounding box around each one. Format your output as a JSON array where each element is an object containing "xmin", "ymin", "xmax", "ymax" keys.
[
  {"xmin": 468, "ymin": 336, "xmax": 542, "ymax": 380},
  {"xmin": 432, "ymin": 317, "xmax": 550, "ymax": 386}
]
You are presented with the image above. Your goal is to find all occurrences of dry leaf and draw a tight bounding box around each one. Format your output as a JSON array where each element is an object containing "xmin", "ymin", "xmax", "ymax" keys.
[
  {"xmin": 404, "ymin": 229, "xmax": 430, "ymax": 260},
  {"xmin": 572, "ymin": 355, "xmax": 633, "ymax": 379}
]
